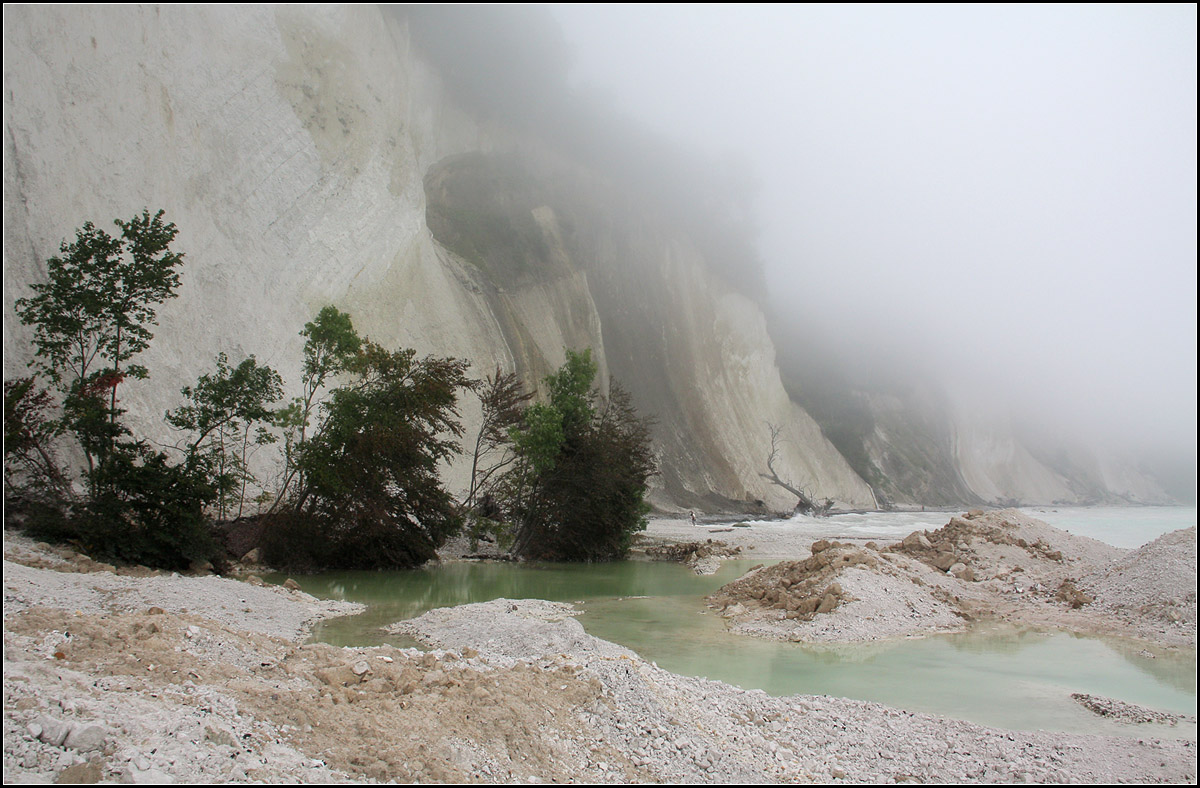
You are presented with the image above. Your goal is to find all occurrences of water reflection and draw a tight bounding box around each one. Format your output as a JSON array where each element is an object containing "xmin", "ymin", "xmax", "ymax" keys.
[{"xmin": 1105, "ymin": 636, "xmax": 1197, "ymax": 695}]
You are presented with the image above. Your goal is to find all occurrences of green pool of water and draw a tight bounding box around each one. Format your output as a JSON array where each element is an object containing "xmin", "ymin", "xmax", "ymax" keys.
[{"xmin": 283, "ymin": 559, "xmax": 1196, "ymax": 739}]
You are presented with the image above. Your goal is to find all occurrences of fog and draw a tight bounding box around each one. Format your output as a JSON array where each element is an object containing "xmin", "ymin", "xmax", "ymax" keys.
[{"xmin": 552, "ymin": 4, "xmax": 1196, "ymax": 471}]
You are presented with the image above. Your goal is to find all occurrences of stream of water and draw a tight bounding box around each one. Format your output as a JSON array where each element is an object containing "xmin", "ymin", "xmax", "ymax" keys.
[{"xmin": 286, "ymin": 507, "xmax": 1196, "ymax": 739}]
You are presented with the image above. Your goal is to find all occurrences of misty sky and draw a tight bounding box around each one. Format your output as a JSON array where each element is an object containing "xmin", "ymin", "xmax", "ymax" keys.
[{"xmin": 551, "ymin": 4, "xmax": 1197, "ymax": 458}]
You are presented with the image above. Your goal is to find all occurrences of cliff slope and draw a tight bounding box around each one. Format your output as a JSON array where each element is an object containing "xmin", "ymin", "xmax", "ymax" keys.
[{"xmin": 3, "ymin": 5, "xmax": 874, "ymax": 511}]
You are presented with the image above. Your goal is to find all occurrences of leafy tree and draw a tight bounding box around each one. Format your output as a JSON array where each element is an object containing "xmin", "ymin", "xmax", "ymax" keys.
[
  {"xmin": 3, "ymin": 377, "xmax": 70, "ymax": 502},
  {"xmin": 166, "ymin": 353, "xmax": 283, "ymax": 519},
  {"xmin": 459, "ymin": 367, "xmax": 531, "ymax": 550},
  {"xmin": 67, "ymin": 442, "xmax": 218, "ymax": 570},
  {"xmin": 264, "ymin": 310, "xmax": 472, "ymax": 569},
  {"xmin": 9, "ymin": 210, "xmax": 221, "ymax": 569},
  {"xmin": 505, "ymin": 349, "xmax": 656, "ymax": 561},
  {"xmin": 464, "ymin": 367, "xmax": 531, "ymax": 511},
  {"xmin": 270, "ymin": 306, "xmax": 362, "ymax": 509},
  {"xmin": 14, "ymin": 209, "xmax": 184, "ymax": 472}
]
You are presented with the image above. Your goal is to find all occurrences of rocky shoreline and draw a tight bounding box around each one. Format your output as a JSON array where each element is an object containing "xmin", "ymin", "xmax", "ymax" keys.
[
  {"xmin": 698, "ymin": 510, "xmax": 1197, "ymax": 648},
  {"xmin": 3, "ymin": 512, "xmax": 1198, "ymax": 783}
]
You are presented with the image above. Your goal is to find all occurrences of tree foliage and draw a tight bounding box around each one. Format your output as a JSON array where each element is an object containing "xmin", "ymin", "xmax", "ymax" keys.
[
  {"xmin": 14, "ymin": 209, "xmax": 184, "ymax": 472},
  {"xmin": 15, "ymin": 210, "xmax": 182, "ymax": 386},
  {"xmin": 3, "ymin": 377, "xmax": 69, "ymax": 501},
  {"xmin": 504, "ymin": 350, "xmax": 656, "ymax": 561},
  {"xmin": 66, "ymin": 443, "xmax": 218, "ymax": 570},
  {"xmin": 264, "ymin": 310, "xmax": 471, "ymax": 570},
  {"xmin": 166, "ymin": 353, "xmax": 283, "ymax": 519},
  {"xmin": 464, "ymin": 367, "xmax": 531, "ymax": 510},
  {"xmin": 271, "ymin": 305, "xmax": 363, "ymax": 510},
  {"xmin": 9, "ymin": 210, "xmax": 220, "ymax": 569}
]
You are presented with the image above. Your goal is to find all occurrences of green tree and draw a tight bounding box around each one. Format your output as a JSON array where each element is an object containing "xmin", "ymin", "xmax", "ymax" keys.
[
  {"xmin": 166, "ymin": 353, "xmax": 283, "ymax": 519},
  {"xmin": 505, "ymin": 349, "xmax": 656, "ymax": 561},
  {"xmin": 70, "ymin": 442, "xmax": 218, "ymax": 570},
  {"xmin": 270, "ymin": 306, "xmax": 362, "ymax": 509},
  {"xmin": 459, "ymin": 367, "xmax": 532, "ymax": 550},
  {"xmin": 14, "ymin": 209, "xmax": 184, "ymax": 473},
  {"xmin": 3, "ymin": 377, "xmax": 70, "ymax": 502},
  {"xmin": 10, "ymin": 210, "xmax": 220, "ymax": 570},
  {"xmin": 264, "ymin": 310, "xmax": 472, "ymax": 569}
]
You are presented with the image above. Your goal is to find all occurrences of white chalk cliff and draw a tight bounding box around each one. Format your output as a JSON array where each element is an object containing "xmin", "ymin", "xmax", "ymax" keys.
[{"xmin": 2, "ymin": 6, "xmax": 1172, "ymax": 510}]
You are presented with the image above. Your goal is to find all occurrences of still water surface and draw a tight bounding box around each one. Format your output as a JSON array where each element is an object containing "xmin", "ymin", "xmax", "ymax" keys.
[{"xmin": 291, "ymin": 508, "xmax": 1196, "ymax": 739}]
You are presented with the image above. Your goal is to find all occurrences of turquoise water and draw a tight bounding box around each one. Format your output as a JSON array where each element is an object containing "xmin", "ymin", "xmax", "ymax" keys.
[
  {"xmin": 745, "ymin": 506, "xmax": 1197, "ymax": 549},
  {"xmin": 1018, "ymin": 506, "xmax": 1196, "ymax": 549},
  {"xmin": 292, "ymin": 508, "xmax": 1197, "ymax": 740}
]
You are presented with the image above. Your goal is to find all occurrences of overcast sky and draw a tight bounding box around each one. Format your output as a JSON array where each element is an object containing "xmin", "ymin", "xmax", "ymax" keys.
[{"xmin": 551, "ymin": 3, "xmax": 1197, "ymax": 459}]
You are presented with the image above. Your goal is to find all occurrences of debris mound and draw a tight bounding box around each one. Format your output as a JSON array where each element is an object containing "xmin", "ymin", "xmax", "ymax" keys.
[
  {"xmin": 1080, "ymin": 526, "xmax": 1197, "ymax": 634},
  {"xmin": 707, "ymin": 510, "xmax": 1145, "ymax": 644},
  {"xmin": 1071, "ymin": 693, "xmax": 1196, "ymax": 726},
  {"xmin": 643, "ymin": 539, "xmax": 741, "ymax": 575}
]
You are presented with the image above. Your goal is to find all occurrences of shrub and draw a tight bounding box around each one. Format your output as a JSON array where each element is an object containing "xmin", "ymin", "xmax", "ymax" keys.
[
  {"xmin": 264, "ymin": 309, "xmax": 472, "ymax": 570},
  {"xmin": 505, "ymin": 350, "xmax": 656, "ymax": 561}
]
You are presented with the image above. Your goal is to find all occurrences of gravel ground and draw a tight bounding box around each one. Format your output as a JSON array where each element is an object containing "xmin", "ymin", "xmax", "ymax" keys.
[
  {"xmin": 3, "ymin": 514, "xmax": 1197, "ymax": 784},
  {"xmin": 398, "ymin": 598, "xmax": 1197, "ymax": 783},
  {"xmin": 1080, "ymin": 526, "xmax": 1197, "ymax": 637}
]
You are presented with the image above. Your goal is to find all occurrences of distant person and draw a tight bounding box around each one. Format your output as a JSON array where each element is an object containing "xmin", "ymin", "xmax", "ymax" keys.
[{"xmin": 690, "ymin": 510, "xmax": 697, "ymax": 526}]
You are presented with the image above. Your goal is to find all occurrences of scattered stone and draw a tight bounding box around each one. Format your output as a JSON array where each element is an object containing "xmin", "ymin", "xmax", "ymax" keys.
[
  {"xmin": 64, "ymin": 723, "xmax": 108, "ymax": 753},
  {"xmin": 1071, "ymin": 693, "xmax": 1196, "ymax": 726},
  {"xmin": 55, "ymin": 760, "xmax": 104, "ymax": 784},
  {"xmin": 901, "ymin": 532, "xmax": 933, "ymax": 551},
  {"xmin": 643, "ymin": 540, "xmax": 741, "ymax": 575},
  {"xmin": 203, "ymin": 725, "xmax": 238, "ymax": 748},
  {"xmin": 123, "ymin": 767, "xmax": 176, "ymax": 784},
  {"xmin": 34, "ymin": 714, "xmax": 71, "ymax": 747},
  {"xmin": 1056, "ymin": 580, "xmax": 1094, "ymax": 609},
  {"xmin": 931, "ymin": 552, "xmax": 958, "ymax": 571}
]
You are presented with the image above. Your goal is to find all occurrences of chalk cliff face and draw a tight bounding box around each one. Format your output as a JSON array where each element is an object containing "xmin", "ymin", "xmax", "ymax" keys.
[
  {"xmin": 3, "ymin": 5, "xmax": 875, "ymax": 511},
  {"xmin": 948, "ymin": 404, "xmax": 1173, "ymax": 507},
  {"xmin": 2, "ymin": 6, "xmax": 1173, "ymax": 510}
]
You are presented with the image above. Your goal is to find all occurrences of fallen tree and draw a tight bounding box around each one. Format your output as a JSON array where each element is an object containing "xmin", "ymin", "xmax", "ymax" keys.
[{"xmin": 760, "ymin": 422, "xmax": 833, "ymax": 517}]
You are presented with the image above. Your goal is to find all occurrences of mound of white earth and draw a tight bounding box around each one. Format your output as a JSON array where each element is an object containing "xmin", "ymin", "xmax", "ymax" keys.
[
  {"xmin": 708, "ymin": 510, "xmax": 1195, "ymax": 647},
  {"xmin": 1080, "ymin": 527, "xmax": 1197, "ymax": 635}
]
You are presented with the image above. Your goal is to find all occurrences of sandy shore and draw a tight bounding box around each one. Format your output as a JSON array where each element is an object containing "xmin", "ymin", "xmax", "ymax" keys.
[{"xmin": 3, "ymin": 515, "xmax": 1198, "ymax": 783}]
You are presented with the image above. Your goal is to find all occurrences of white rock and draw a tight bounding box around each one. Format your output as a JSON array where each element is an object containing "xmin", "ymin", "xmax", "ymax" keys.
[
  {"xmin": 64, "ymin": 723, "xmax": 108, "ymax": 753},
  {"xmin": 123, "ymin": 767, "xmax": 176, "ymax": 784}
]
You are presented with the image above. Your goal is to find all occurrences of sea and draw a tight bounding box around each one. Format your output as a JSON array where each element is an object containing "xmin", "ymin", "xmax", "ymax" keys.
[{"xmin": 735, "ymin": 505, "xmax": 1196, "ymax": 549}]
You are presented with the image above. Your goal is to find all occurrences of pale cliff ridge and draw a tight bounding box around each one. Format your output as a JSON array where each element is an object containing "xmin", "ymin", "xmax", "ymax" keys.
[
  {"xmin": 3, "ymin": 5, "xmax": 876, "ymax": 511},
  {"xmin": 949, "ymin": 406, "xmax": 1173, "ymax": 506},
  {"xmin": 5, "ymin": 6, "xmax": 1169, "ymax": 511}
]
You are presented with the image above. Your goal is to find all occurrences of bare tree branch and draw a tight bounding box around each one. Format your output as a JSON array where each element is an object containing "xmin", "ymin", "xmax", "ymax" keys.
[
  {"xmin": 464, "ymin": 367, "xmax": 531, "ymax": 511},
  {"xmin": 759, "ymin": 422, "xmax": 833, "ymax": 516}
]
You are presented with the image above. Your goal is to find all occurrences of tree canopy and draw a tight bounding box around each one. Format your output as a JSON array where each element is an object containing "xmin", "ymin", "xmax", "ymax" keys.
[
  {"xmin": 504, "ymin": 349, "xmax": 656, "ymax": 561},
  {"xmin": 264, "ymin": 310, "xmax": 472, "ymax": 570},
  {"xmin": 14, "ymin": 209, "xmax": 185, "ymax": 473}
]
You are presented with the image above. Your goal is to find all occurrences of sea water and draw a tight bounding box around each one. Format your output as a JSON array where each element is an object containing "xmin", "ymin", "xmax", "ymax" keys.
[
  {"xmin": 1017, "ymin": 505, "xmax": 1196, "ymax": 549},
  {"xmin": 297, "ymin": 507, "xmax": 1196, "ymax": 738},
  {"xmin": 741, "ymin": 505, "xmax": 1196, "ymax": 548}
]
